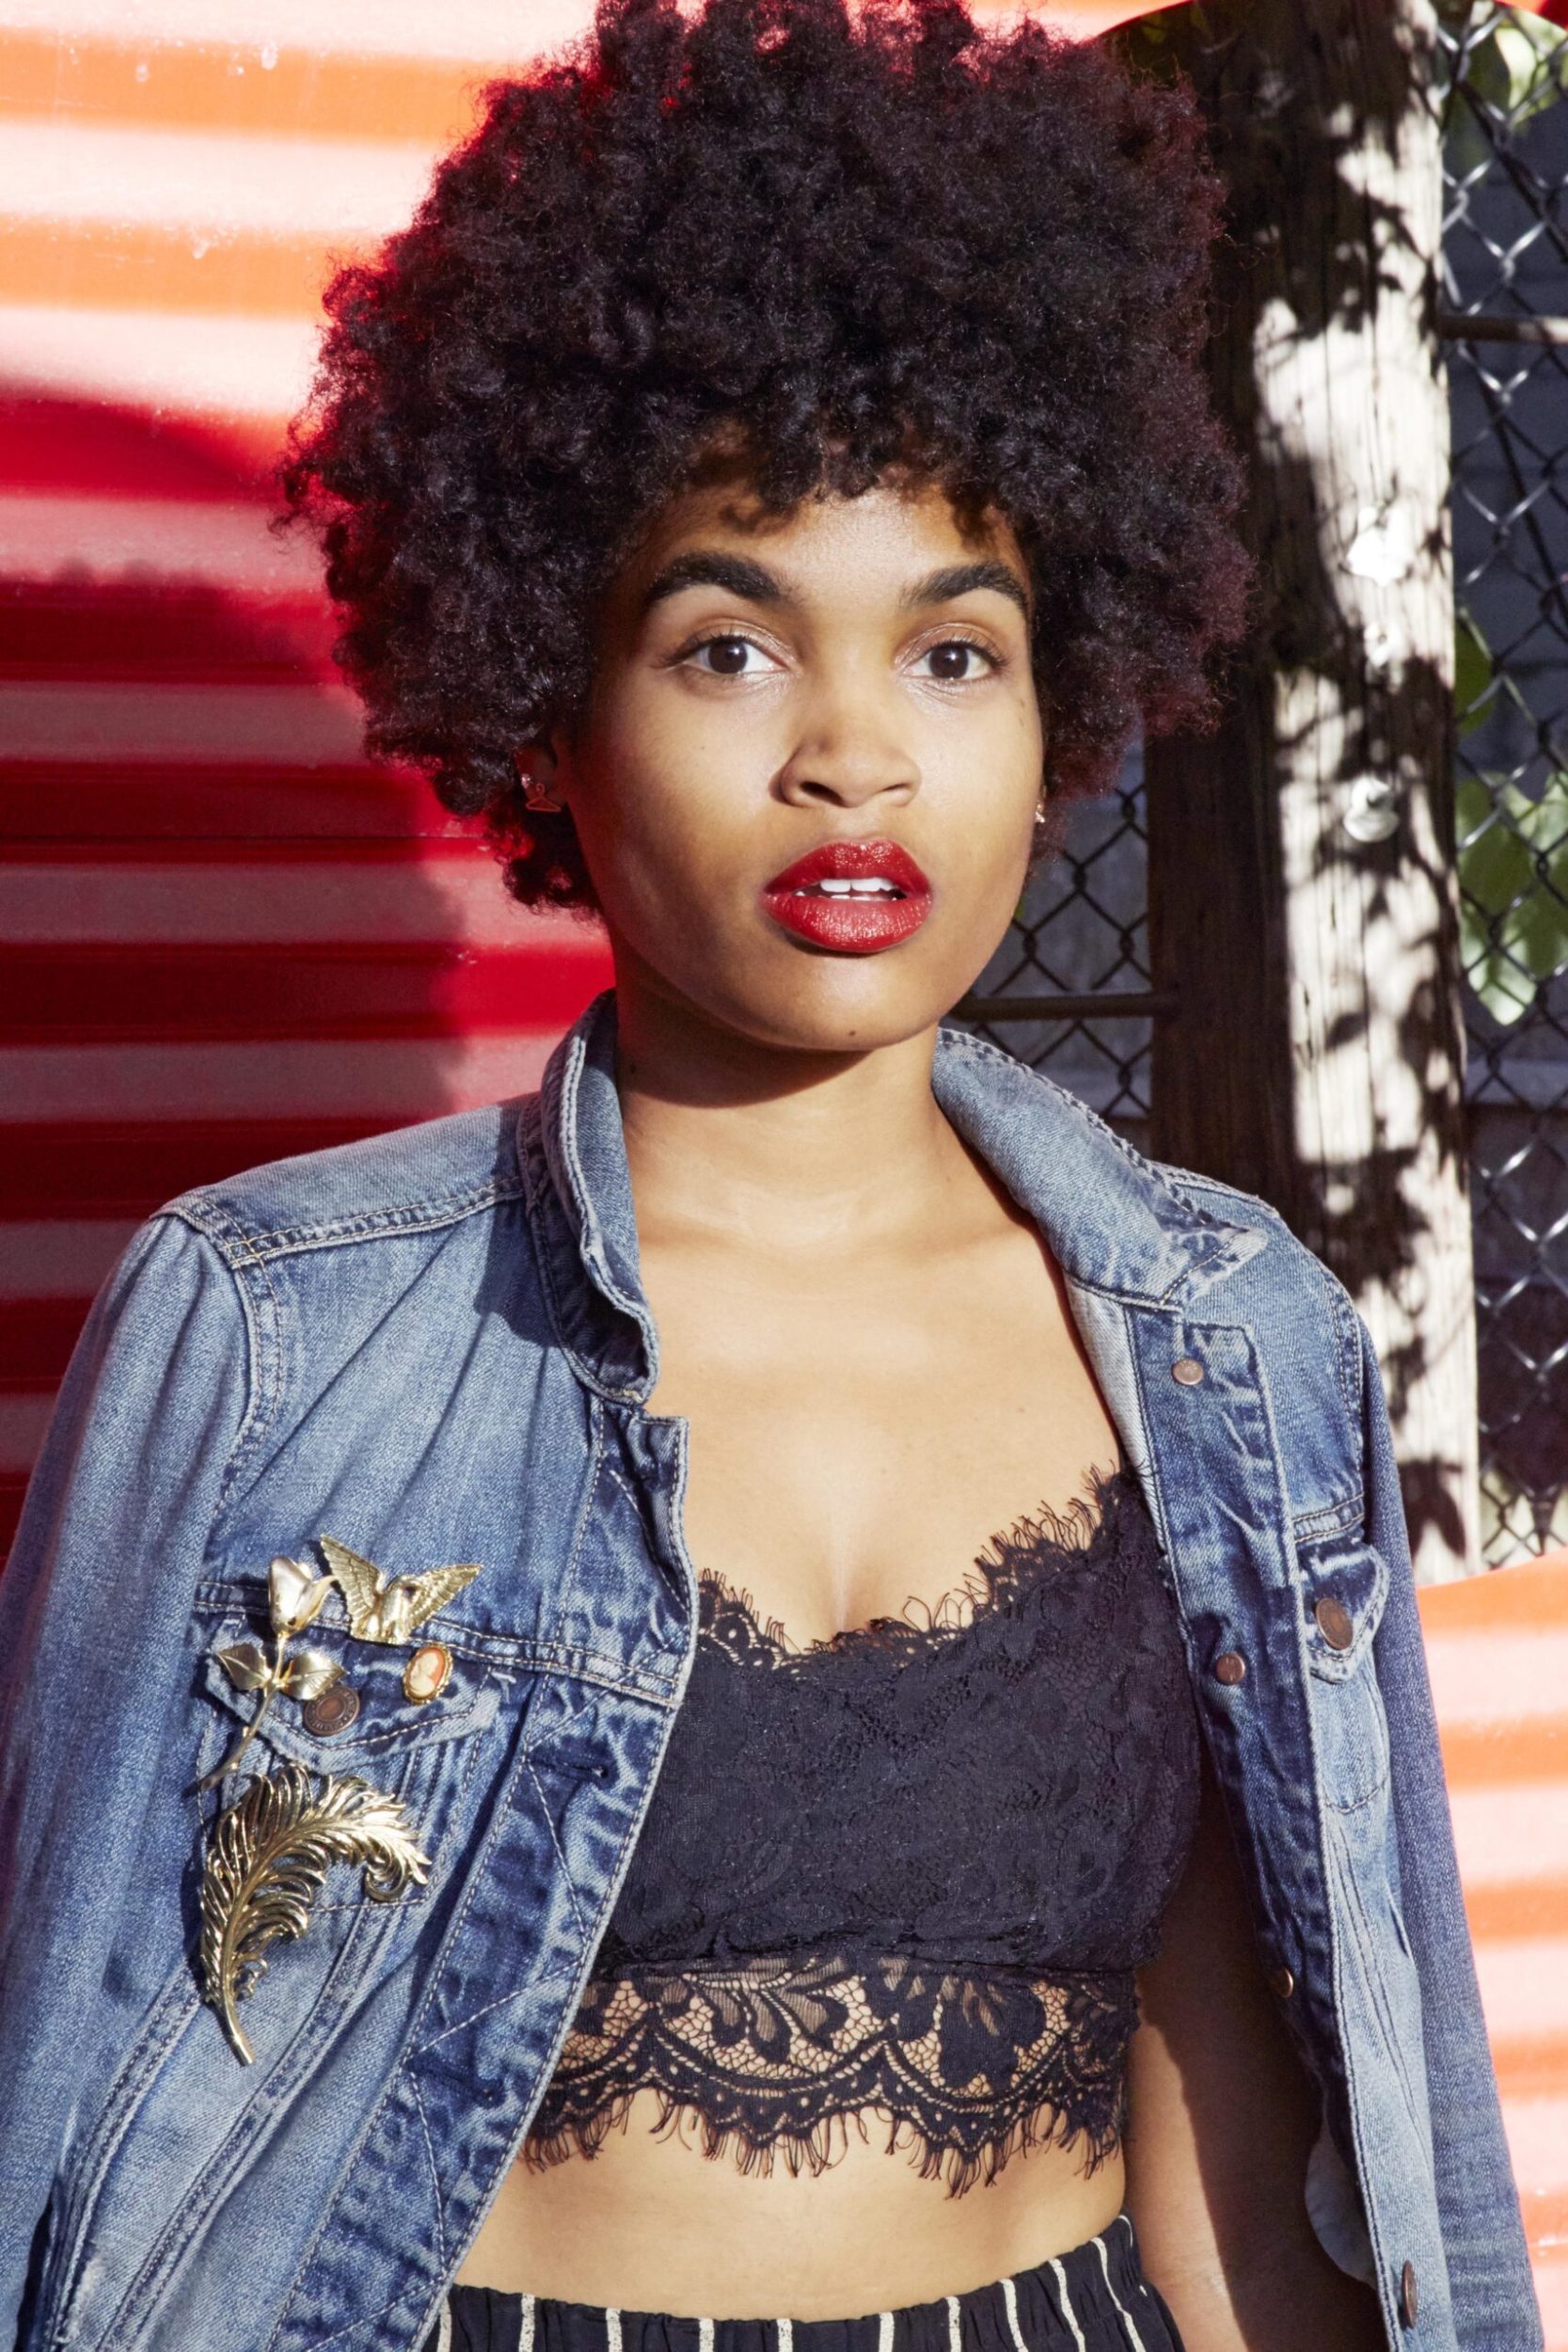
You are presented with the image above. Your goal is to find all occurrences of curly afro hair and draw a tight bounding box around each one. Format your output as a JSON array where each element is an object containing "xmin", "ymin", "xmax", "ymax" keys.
[{"xmin": 282, "ymin": 0, "xmax": 1248, "ymax": 913}]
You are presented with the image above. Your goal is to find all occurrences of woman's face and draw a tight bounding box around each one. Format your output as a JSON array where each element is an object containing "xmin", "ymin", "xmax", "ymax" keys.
[{"xmin": 551, "ymin": 470, "xmax": 1045, "ymax": 1056}]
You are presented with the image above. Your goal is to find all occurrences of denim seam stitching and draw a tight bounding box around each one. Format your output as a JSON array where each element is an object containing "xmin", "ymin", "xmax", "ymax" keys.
[
  {"xmin": 405, "ymin": 1675, "xmax": 598, "ymax": 2058},
  {"xmin": 521, "ymin": 1750, "xmax": 593, "ymax": 1949},
  {"xmin": 408, "ymin": 2073, "xmax": 449, "ymax": 2272},
  {"xmin": 193, "ymin": 1597, "xmax": 675, "ymax": 1698},
  {"xmin": 942, "ymin": 1026, "xmax": 1260, "ymax": 1247},
  {"xmin": 414, "ymin": 1969, "xmax": 580, "ymax": 2055},
  {"xmin": 216, "ymin": 1184, "xmax": 528, "ymax": 1265},
  {"xmin": 298, "ymin": 2288, "xmax": 424, "ymax": 2352}
]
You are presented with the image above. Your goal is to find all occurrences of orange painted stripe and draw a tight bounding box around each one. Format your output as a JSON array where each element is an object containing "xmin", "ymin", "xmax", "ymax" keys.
[
  {"xmin": 1417, "ymin": 1554, "xmax": 1568, "ymax": 1631},
  {"xmin": 1494, "ymin": 2037, "xmax": 1568, "ymax": 2094},
  {"xmin": 1435, "ymin": 1718, "xmax": 1568, "ymax": 1787},
  {"xmin": 0, "ymin": 218, "xmax": 366, "ymax": 320},
  {"xmin": 1464, "ymin": 1882, "xmax": 1568, "ymax": 1943},
  {"xmin": 0, "ymin": 30, "xmax": 494, "ymax": 148}
]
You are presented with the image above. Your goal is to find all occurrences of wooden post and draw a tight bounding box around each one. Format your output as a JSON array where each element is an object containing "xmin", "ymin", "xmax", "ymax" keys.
[{"xmin": 1144, "ymin": 0, "xmax": 1481, "ymax": 1580}]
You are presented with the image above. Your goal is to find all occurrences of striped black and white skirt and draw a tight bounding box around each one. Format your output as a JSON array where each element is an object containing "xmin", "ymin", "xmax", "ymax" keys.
[{"xmin": 423, "ymin": 2210, "xmax": 1185, "ymax": 2352}]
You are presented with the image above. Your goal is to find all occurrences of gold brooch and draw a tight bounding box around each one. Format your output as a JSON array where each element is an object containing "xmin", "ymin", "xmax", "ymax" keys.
[
  {"xmin": 318, "ymin": 1535, "xmax": 481, "ymax": 1646},
  {"xmin": 199, "ymin": 1762, "xmax": 430, "ymax": 2063},
  {"xmin": 195, "ymin": 1555, "xmax": 345, "ymax": 1793}
]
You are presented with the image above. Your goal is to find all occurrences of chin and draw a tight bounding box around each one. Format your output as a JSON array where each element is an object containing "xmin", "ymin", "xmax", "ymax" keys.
[{"xmin": 700, "ymin": 950, "xmax": 979, "ymax": 1057}]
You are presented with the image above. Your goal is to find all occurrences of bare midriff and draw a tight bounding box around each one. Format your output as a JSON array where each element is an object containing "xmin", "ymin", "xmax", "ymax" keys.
[{"xmin": 457, "ymin": 2100, "xmax": 1126, "ymax": 2317}]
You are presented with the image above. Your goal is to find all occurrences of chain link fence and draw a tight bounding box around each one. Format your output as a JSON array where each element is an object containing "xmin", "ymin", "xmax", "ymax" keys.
[
  {"xmin": 953, "ymin": 5, "xmax": 1568, "ymax": 1567},
  {"xmin": 951, "ymin": 754, "xmax": 1156, "ymax": 1154},
  {"xmin": 1439, "ymin": 2, "xmax": 1568, "ymax": 1565}
]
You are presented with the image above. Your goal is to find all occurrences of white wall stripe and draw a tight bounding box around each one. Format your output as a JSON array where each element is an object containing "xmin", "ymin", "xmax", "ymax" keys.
[
  {"xmin": 1425, "ymin": 1630, "xmax": 1568, "ymax": 1730},
  {"xmin": 0, "ymin": 495, "xmax": 320, "ymax": 596},
  {"xmin": 0, "ymin": 303, "xmax": 319, "ymax": 425},
  {"xmin": 1093, "ymin": 2234, "xmax": 1148, "ymax": 2352},
  {"xmin": 1449, "ymin": 1780, "xmax": 1568, "ymax": 1885},
  {"xmin": 999, "ymin": 2277, "xmax": 1028, "ymax": 2352},
  {"xmin": 0, "ymin": 118, "xmax": 436, "ymax": 238},
  {"xmin": 944, "ymin": 2295, "xmax": 960, "ymax": 2352},
  {"xmin": 0, "ymin": 1032, "xmax": 563, "ymax": 1120},
  {"xmin": 0, "ymin": 0, "xmax": 592, "ymax": 59},
  {"xmin": 520, "ymin": 2291, "xmax": 536, "ymax": 2352},
  {"xmin": 1045, "ymin": 2260, "xmax": 1087, "ymax": 2352}
]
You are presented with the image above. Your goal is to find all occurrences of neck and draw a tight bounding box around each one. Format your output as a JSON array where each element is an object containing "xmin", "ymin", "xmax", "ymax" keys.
[{"xmin": 610, "ymin": 974, "xmax": 972, "ymax": 1255}]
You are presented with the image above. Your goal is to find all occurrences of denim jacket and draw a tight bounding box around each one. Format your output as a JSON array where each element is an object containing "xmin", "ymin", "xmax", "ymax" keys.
[{"xmin": 0, "ymin": 992, "xmax": 1541, "ymax": 2352}]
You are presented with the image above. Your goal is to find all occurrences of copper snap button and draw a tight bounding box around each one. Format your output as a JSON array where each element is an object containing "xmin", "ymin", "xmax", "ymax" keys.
[
  {"xmin": 1171, "ymin": 1357, "xmax": 1205, "ymax": 1387},
  {"xmin": 301, "ymin": 1682, "xmax": 360, "ymax": 1738},
  {"xmin": 1213, "ymin": 1650, "xmax": 1247, "ymax": 1685},
  {"xmin": 1314, "ymin": 1597, "xmax": 1354, "ymax": 1650},
  {"xmin": 1399, "ymin": 2261, "xmax": 1418, "ymax": 2327},
  {"xmin": 1269, "ymin": 1964, "xmax": 1295, "ymax": 1999},
  {"xmin": 404, "ymin": 1642, "xmax": 453, "ymax": 1705}
]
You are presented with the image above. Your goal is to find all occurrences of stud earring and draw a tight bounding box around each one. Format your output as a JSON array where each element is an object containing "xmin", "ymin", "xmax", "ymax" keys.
[{"xmin": 514, "ymin": 749, "xmax": 563, "ymax": 814}]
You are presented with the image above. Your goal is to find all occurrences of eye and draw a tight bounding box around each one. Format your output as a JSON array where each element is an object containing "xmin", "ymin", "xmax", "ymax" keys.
[
  {"xmin": 914, "ymin": 639, "xmax": 999, "ymax": 684},
  {"xmin": 686, "ymin": 633, "xmax": 776, "ymax": 677}
]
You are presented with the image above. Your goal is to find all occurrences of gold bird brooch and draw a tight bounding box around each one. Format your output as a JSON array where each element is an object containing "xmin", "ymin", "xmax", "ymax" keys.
[{"xmin": 319, "ymin": 1535, "xmax": 482, "ymax": 1646}]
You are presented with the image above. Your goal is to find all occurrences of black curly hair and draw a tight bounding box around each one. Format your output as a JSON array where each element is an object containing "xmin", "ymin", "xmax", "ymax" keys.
[{"xmin": 282, "ymin": 0, "xmax": 1249, "ymax": 913}]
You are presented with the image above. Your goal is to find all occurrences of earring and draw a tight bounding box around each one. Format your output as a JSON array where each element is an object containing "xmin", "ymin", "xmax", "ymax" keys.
[{"xmin": 514, "ymin": 749, "xmax": 562, "ymax": 814}]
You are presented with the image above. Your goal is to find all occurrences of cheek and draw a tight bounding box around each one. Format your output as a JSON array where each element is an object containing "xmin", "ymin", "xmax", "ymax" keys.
[{"xmin": 571, "ymin": 707, "xmax": 751, "ymax": 926}]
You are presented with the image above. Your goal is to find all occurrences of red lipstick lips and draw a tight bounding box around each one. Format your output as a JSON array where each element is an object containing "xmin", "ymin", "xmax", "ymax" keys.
[{"xmin": 760, "ymin": 838, "xmax": 932, "ymax": 954}]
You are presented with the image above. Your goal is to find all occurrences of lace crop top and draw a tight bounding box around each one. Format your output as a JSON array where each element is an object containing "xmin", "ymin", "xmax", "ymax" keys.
[{"xmin": 522, "ymin": 1466, "xmax": 1201, "ymax": 2196}]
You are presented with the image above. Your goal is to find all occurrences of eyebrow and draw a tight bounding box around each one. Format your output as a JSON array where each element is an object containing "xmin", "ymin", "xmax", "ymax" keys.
[
  {"xmin": 902, "ymin": 562, "xmax": 1032, "ymax": 621},
  {"xmin": 641, "ymin": 552, "xmax": 784, "ymax": 612},
  {"xmin": 639, "ymin": 550, "xmax": 1032, "ymax": 621}
]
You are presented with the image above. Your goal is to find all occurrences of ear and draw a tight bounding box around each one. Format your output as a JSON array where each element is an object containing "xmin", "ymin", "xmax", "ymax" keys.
[{"xmin": 512, "ymin": 743, "xmax": 563, "ymax": 813}]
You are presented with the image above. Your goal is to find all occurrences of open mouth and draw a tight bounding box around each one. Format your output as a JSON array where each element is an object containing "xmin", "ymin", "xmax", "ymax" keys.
[{"xmin": 759, "ymin": 839, "xmax": 932, "ymax": 954}]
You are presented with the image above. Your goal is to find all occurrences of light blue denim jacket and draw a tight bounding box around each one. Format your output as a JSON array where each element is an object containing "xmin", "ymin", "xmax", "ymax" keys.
[{"xmin": 0, "ymin": 993, "xmax": 1541, "ymax": 2352}]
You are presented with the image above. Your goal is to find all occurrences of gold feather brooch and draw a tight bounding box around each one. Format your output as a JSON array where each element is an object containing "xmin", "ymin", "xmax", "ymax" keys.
[{"xmin": 199, "ymin": 1762, "xmax": 430, "ymax": 2063}]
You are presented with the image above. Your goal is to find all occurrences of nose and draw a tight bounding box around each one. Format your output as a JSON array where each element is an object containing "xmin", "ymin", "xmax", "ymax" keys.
[{"xmin": 773, "ymin": 676, "xmax": 919, "ymax": 811}]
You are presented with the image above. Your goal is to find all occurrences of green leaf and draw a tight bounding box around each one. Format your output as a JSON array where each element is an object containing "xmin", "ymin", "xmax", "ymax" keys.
[
  {"xmin": 1455, "ymin": 613, "xmax": 1494, "ymax": 737},
  {"xmin": 1456, "ymin": 771, "xmax": 1568, "ymax": 1025}
]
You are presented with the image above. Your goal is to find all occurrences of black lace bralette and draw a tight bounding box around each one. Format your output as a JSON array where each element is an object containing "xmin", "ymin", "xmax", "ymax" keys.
[{"xmin": 522, "ymin": 1465, "xmax": 1201, "ymax": 2196}]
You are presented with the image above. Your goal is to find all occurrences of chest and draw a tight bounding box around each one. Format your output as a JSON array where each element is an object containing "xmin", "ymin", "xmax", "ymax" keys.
[{"xmin": 637, "ymin": 1220, "xmax": 1121, "ymax": 1645}]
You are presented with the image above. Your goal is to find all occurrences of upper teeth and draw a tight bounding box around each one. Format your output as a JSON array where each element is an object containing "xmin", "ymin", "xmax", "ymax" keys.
[{"xmin": 813, "ymin": 878, "xmax": 900, "ymax": 897}]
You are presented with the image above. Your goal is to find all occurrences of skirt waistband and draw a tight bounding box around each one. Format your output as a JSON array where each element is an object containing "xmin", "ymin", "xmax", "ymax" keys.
[{"xmin": 430, "ymin": 2210, "xmax": 1182, "ymax": 2352}]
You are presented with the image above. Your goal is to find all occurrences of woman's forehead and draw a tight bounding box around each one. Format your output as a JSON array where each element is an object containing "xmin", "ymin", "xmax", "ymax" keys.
[{"xmin": 612, "ymin": 473, "xmax": 1028, "ymax": 608}]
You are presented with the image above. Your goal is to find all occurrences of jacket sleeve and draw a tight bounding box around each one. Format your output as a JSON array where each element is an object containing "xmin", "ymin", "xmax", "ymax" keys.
[
  {"xmin": 0, "ymin": 1212, "xmax": 253, "ymax": 2345},
  {"xmin": 1361, "ymin": 1314, "xmax": 1544, "ymax": 2350}
]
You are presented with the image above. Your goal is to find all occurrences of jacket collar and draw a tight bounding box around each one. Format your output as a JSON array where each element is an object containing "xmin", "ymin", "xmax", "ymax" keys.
[{"xmin": 527, "ymin": 991, "xmax": 1267, "ymax": 1403}]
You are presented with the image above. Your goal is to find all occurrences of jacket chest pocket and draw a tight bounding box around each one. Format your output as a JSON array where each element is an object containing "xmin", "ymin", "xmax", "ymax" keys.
[
  {"xmin": 191, "ymin": 1591, "xmax": 504, "ymax": 1879},
  {"xmin": 1297, "ymin": 1540, "xmax": 1392, "ymax": 1814}
]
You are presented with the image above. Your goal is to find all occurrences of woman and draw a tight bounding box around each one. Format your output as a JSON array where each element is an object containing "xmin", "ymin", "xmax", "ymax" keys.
[{"xmin": 0, "ymin": 4, "xmax": 1538, "ymax": 2350}]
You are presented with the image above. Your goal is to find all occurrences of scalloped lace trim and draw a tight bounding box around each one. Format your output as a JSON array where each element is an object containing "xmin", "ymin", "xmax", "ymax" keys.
[{"xmin": 521, "ymin": 1951, "xmax": 1136, "ymax": 2199}]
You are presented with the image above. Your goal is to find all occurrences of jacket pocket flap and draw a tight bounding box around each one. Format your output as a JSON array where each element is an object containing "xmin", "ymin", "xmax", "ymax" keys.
[
  {"xmin": 1298, "ymin": 1541, "xmax": 1389, "ymax": 1682},
  {"xmin": 195, "ymin": 1603, "xmax": 499, "ymax": 1765}
]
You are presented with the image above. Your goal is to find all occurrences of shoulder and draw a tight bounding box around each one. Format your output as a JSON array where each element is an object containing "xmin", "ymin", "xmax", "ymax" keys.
[{"xmin": 156, "ymin": 1098, "xmax": 532, "ymax": 1270}]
